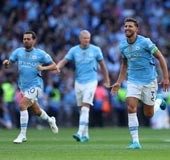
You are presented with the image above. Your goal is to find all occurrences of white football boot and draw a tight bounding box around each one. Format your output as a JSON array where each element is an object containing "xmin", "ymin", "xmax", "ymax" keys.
[
  {"xmin": 13, "ymin": 134, "xmax": 27, "ymax": 144},
  {"xmin": 49, "ymin": 117, "xmax": 58, "ymax": 134}
]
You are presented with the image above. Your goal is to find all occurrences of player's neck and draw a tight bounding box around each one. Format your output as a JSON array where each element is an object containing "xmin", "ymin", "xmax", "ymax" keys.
[
  {"xmin": 127, "ymin": 35, "xmax": 138, "ymax": 44},
  {"xmin": 80, "ymin": 44, "xmax": 89, "ymax": 49},
  {"xmin": 25, "ymin": 47, "xmax": 34, "ymax": 52}
]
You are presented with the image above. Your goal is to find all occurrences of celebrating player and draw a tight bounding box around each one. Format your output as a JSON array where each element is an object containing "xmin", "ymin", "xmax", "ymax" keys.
[
  {"xmin": 111, "ymin": 18, "xmax": 169, "ymax": 149},
  {"xmin": 3, "ymin": 31, "xmax": 58, "ymax": 144}
]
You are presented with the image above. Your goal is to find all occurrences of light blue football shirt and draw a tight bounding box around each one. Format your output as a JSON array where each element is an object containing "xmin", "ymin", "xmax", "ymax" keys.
[
  {"xmin": 65, "ymin": 44, "xmax": 104, "ymax": 84},
  {"xmin": 9, "ymin": 47, "xmax": 53, "ymax": 91},
  {"xmin": 120, "ymin": 35, "xmax": 158, "ymax": 84}
]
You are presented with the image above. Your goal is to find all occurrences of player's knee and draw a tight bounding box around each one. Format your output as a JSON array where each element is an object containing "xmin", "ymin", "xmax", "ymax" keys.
[
  {"xmin": 31, "ymin": 104, "xmax": 41, "ymax": 116},
  {"xmin": 144, "ymin": 110, "xmax": 154, "ymax": 118},
  {"xmin": 127, "ymin": 105, "xmax": 137, "ymax": 113},
  {"xmin": 34, "ymin": 108, "xmax": 41, "ymax": 116},
  {"xmin": 19, "ymin": 99, "xmax": 31, "ymax": 110}
]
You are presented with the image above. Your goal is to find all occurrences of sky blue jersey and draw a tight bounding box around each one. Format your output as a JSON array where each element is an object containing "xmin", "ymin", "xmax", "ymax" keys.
[
  {"xmin": 65, "ymin": 44, "xmax": 104, "ymax": 84},
  {"xmin": 120, "ymin": 35, "xmax": 158, "ymax": 84},
  {"xmin": 9, "ymin": 47, "xmax": 53, "ymax": 91}
]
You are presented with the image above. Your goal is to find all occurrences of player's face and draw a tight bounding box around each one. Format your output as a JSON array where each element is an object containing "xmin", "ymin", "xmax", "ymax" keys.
[
  {"xmin": 124, "ymin": 22, "xmax": 138, "ymax": 38},
  {"xmin": 79, "ymin": 34, "xmax": 91, "ymax": 47},
  {"xmin": 23, "ymin": 34, "xmax": 36, "ymax": 50}
]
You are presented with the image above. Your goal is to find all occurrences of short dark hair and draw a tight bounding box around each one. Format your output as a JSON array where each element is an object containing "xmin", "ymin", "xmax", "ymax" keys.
[
  {"xmin": 24, "ymin": 31, "xmax": 37, "ymax": 39},
  {"xmin": 124, "ymin": 17, "xmax": 139, "ymax": 27}
]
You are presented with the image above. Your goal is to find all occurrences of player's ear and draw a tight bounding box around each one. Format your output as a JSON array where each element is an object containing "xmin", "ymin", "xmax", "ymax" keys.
[
  {"xmin": 33, "ymin": 39, "xmax": 37, "ymax": 45},
  {"xmin": 136, "ymin": 27, "xmax": 139, "ymax": 33}
]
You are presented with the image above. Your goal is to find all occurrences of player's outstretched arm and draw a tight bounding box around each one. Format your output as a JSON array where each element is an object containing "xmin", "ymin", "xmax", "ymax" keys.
[
  {"xmin": 56, "ymin": 59, "xmax": 68, "ymax": 73},
  {"xmin": 37, "ymin": 62, "xmax": 57, "ymax": 71}
]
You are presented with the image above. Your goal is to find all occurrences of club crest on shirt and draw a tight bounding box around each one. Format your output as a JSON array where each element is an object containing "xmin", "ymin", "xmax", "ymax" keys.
[
  {"xmin": 135, "ymin": 46, "xmax": 140, "ymax": 50},
  {"xmin": 32, "ymin": 55, "xmax": 37, "ymax": 59}
]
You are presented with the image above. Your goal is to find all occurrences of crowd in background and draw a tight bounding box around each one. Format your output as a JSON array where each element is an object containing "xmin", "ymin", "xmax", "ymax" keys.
[{"xmin": 0, "ymin": 0, "xmax": 170, "ymax": 129}]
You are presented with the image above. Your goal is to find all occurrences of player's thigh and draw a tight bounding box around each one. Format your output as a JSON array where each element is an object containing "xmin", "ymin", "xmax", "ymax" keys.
[
  {"xmin": 143, "ymin": 104, "xmax": 154, "ymax": 117},
  {"xmin": 19, "ymin": 96, "xmax": 33, "ymax": 110},
  {"xmin": 75, "ymin": 81, "xmax": 97, "ymax": 106},
  {"xmin": 31, "ymin": 102, "xmax": 42, "ymax": 116},
  {"xmin": 24, "ymin": 87, "xmax": 43, "ymax": 102},
  {"xmin": 82, "ymin": 81, "xmax": 98, "ymax": 106},
  {"xmin": 126, "ymin": 82, "xmax": 142, "ymax": 113},
  {"xmin": 126, "ymin": 81, "xmax": 142, "ymax": 100},
  {"xmin": 142, "ymin": 80, "xmax": 158, "ymax": 117},
  {"xmin": 75, "ymin": 81, "xmax": 83, "ymax": 106},
  {"xmin": 126, "ymin": 97, "xmax": 139, "ymax": 113},
  {"xmin": 142, "ymin": 79, "xmax": 158, "ymax": 106}
]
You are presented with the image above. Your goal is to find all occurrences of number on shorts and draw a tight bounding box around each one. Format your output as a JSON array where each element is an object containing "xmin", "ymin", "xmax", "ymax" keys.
[
  {"xmin": 151, "ymin": 91, "xmax": 155, "ymax": 102},
  {"xmin": 27, "ymin": 87, "xmax": 35, "ymax": 95}
]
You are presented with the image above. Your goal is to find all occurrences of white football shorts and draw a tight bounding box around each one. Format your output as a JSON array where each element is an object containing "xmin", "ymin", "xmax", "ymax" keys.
[
  {"xmin": 23, "ymin": 87, "xmax": 43, "ymax": 102},
  {"xmin": 75, "ymin": 80, "xmax": 98, "ymax": 106},
  {"xmin": 126, "ymin": 79, "xmax": 158, "ymax": 105}
]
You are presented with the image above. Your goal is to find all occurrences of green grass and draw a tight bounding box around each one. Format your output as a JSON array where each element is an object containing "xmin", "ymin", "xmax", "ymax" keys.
[{"xmin": 0, "ymin": 127, "xmax": 170, "ymax": 160}]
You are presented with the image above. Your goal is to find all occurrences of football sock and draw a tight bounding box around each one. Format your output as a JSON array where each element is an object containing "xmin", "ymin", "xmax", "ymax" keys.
[
  {"xmin": 40, "ymin": 109, "xmax": 51, "ymax": 122},
  {"xmin": 128, "ymin": 113, "xmax": 139, "ymax": 143},
  {"xmin": 77, "ymin": 106, "xmax": 90, "ymax": 137},
  {"xmin": 84, "ymin": 125, "xmax": 89, "ymax": 138},
  {"xmin": 20, "ymin": 110, "xmax": 28, "ymax": 137}
]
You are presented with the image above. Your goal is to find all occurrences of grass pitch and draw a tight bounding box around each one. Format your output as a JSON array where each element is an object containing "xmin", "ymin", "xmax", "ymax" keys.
[{"xmin": 0, "ymin": 127, "xmax": 170, "ymax": 160}]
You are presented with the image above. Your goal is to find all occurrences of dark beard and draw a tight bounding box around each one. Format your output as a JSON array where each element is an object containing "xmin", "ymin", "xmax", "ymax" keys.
[
  {"xmin": 126, "ymin": 32, "xmax": 134, "ymax": 38},
  {"xmin": 24, "ymin": 46, "xmax": 33, "ymax": 51},
  {"xmin": 24, "ymin": 44, "xmax": 32, "ymax": 49}
]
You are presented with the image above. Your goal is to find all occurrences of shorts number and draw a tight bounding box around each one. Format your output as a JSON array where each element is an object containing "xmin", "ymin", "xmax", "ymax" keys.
[
  {"xmin": 27, "ymin": 87, "xmax": 35, "ymax": 95},
  {"xmin": 151, "ymin": 91, "xmax": 155, "ymax": 102}
]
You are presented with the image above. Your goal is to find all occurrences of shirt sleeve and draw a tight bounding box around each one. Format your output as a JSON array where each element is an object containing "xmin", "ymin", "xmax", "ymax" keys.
[
  {"xmin": 9, "ymin": 49, "xmax": 18, "ymax": 63},
  {"xmin": 41, "ymin": 51, "xmax": 53, "ymax": 64},
  {"xmin": 119, "ymin": 45, "xmax": 126, "ymax": 58},
  {"xmin": 65, "ymin": 48, "xmax": 74, "ymax": 61},
  {"xmin": 96, "ymin": 47, "xmax": 104, "ymax": 61},
  {"xmin": 145, "ymin": 38, "xmax": 158, "ymax": 54}
]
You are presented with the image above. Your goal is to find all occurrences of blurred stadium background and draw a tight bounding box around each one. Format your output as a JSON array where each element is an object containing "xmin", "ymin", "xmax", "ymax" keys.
[{"xmin": 0, "ymin": 0, "xmax": 170, "ymax": 130}]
